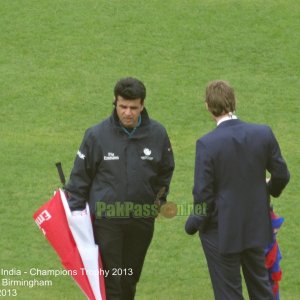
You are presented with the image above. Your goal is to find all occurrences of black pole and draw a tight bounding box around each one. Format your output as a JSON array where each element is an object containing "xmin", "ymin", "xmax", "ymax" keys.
[{"xmin": 55, "ymin": 162, "xmax": 66, "ymax": 188}]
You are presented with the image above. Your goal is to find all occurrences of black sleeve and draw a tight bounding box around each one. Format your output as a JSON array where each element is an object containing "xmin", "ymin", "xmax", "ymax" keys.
[
  {"xmin": 65, "ymin": 128, "xmax": 100, "ymax": 210},
  {"xmin": 192, "ymin": 140, "xmax": 215, "ymax": 214},
  {"xmin": 266, "ymin": 128, "xmax": 290, "ymax": 197},
  {"xmin": 156, "ymin": 131, "xmax": 175, "ymax": 202}
]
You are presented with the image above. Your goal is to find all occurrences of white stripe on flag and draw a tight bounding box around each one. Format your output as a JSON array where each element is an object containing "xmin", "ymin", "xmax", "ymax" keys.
[{"xmin": 60, "ymin": 190, "xmax": 103, "ymax": 300}]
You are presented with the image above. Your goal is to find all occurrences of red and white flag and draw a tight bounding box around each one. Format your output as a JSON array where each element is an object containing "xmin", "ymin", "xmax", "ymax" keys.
[{"xmin": 33, "ymin": 189, "xmax": 106, "ymax": 300}]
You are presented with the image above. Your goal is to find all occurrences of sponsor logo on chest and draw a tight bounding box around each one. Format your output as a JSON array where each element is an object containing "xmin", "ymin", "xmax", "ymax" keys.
[
  {"xmin": 103, "ymin": 148, "xmax": 153, "ymax": 161},
  {"xmin": 141, "ymin": 148, "xmax": 154, "ymax": 160},
  {"xmin": 104, "ymin": 152, "xmax": 120, "ymax": 160}
]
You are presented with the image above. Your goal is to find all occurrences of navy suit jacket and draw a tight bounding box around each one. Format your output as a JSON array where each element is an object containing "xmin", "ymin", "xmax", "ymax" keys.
[{"xmin": 193, "ymin": 119, "xmax": 290, "ymax": 254}]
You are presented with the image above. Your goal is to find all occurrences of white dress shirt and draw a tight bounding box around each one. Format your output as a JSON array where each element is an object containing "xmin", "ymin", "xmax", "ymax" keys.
[{"xmin": 217, "ymin": 113, "xmax": 238, "ymax": 126}]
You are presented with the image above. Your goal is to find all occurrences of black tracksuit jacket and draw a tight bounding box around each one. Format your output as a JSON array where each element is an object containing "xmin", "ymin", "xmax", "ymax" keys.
[{"xmin": 66, "ymin": 108, "xmax": 175, "ymax": 216}]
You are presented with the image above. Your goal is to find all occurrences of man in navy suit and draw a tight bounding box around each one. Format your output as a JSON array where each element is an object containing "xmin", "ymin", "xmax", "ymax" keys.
[{"xmin": 187, "ymin": 80, "xmax": 290, "ymax": 299}]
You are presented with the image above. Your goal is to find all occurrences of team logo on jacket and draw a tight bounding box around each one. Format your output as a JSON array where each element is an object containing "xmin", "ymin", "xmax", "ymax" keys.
[
  {"xmin": 141, "ymin": 148, "xmax": 153, "ymax": 160},
  {"xmin": 104, "ymin": 152, "xmax": 120, "ymax": 161},
  {"xmin": 77, "ymin": 150, "xmax": 86, "ymax": 160}
]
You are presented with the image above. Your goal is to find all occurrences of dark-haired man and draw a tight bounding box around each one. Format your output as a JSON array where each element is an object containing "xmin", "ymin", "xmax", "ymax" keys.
[
  {"xmin": 66, "ymin": 77, "xmax": 174, "ymax": 299},
  {"xmin": 188, "ymin": 80, "xmax": 290, "ymax": 299}
]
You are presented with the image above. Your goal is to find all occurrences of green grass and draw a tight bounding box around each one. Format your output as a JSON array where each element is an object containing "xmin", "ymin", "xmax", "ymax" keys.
[{"xmin": 1, "ymin": 0, "xmax": 299, "ymax": 299}]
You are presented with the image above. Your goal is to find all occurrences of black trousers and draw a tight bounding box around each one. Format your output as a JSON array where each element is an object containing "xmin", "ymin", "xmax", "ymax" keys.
[
  {"xmin": 200, "ymin": 228, "xmax": 274, "ymax": 300},
  {"xmin": 94, "ymin": 218, "xmax": 154, "ymax": 300}
]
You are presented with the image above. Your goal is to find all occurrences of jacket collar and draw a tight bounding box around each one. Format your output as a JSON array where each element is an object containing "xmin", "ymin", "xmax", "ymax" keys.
[{"xmin": 216, "ymin": 119, "xmax": 242, "ymax": 129}]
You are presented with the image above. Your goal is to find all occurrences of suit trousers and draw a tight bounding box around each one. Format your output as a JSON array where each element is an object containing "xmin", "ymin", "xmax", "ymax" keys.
[
  {"xmin": 94, "ymin": 218, "xmax": 154, "ymax": 300},
  {"xmin": 200, "ymin": 228, "xmax": 274, "ymax": 300}
]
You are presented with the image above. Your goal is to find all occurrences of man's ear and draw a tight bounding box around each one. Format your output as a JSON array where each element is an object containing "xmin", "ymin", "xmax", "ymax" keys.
[
  {"xmin": 205, "ymin": 102, "xmax": 215, "ymax": 116},
  {"xmin": 140, "ymin": 104, "xmax": 144, "ymax": 112}
]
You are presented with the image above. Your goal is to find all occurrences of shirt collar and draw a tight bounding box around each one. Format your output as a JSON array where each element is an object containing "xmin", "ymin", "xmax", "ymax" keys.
[{"xmin": 217, "ymin": 113, "xmax": 238, "ymax": 126}]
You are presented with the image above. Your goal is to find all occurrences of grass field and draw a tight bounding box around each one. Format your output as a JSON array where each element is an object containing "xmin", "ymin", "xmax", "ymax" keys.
[{"xmin": 1, "ymin": 0, "xmax": 300, "ymax": 299}]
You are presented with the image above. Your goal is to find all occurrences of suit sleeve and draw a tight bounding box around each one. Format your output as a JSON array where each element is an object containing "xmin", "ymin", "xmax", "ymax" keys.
[
  {"xmin": 193, "ymin": 140, "xmax": 215, "ymax": 214},
  {"xmin": 66, "ymin": 128, "xmax": 100, "ymax": 210},
  {"xmin": 266, "ymin": 127, "xmax": 290, "ymax": 197},
  {"xmin": 156, "ymin": 132, "xmax": 175, "ymax": 202}
]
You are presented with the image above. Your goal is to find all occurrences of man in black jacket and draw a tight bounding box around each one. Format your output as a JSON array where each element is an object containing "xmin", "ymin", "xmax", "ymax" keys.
[{"xmin": 66, "ymin": 77, "xmax": 175, "ymax": 300}]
